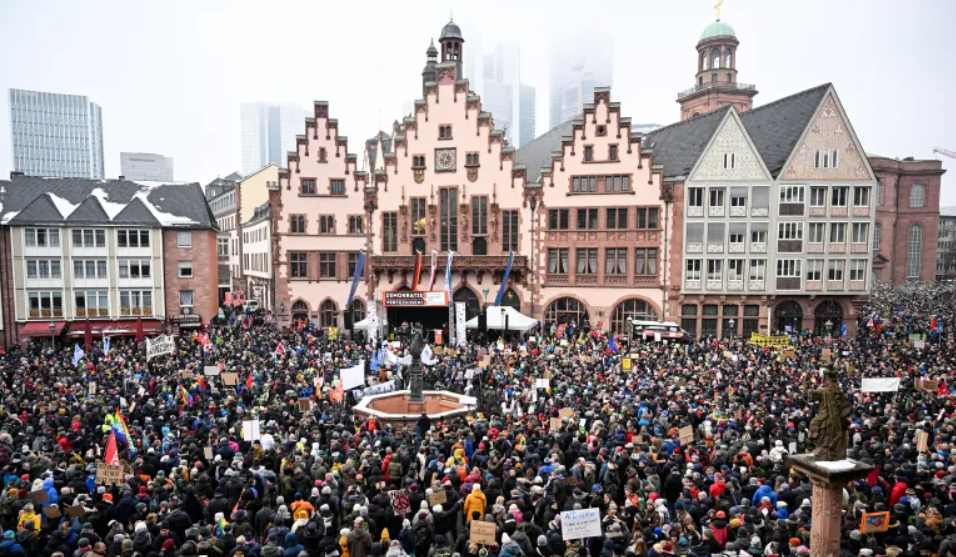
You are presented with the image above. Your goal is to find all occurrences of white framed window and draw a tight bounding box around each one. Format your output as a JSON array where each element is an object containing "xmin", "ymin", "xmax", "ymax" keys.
[
  {"xmin": 853, "ymin": 187, "xmax": 870, "ymax": 207},
  {"xmin": 686, "ymin": 259, "xmax": 702, "ymax": 281},
  {"xmin": 830, "ymin": 223, "xmax": 846, "ymax": 243},
  {"xmin": 118, "ymin": 260, "xmax": 151, "ymax": 279},
  {"xmin": 810, "ymin": 187, "xmax": 827, "ymax": 207},
  {"xmin": 75, "ymin": 290, "xmax": 109, "ymax": 317},
  {"xmin": 73, "ymin": 260, "xmax": 108, "ymax": 279},
  {"xmin": 709, "ymin": 188, "xmax": 725, "ymax": 208},
  {"xmin": 779, "ymin": 185, "xmax": 805, "ymax": 203},
  {"xmin": 749, "ymin": 260, "xmax": 766, "ymax": 280},
  {"xmin": 776, "ymin": 259, "xmax": 801, "ymax": 278},
  {"xmin": 117, "ymin": 229, "xmax": 150, "ymax": 248},
  {"xmin": 850, "ymin": 260, "xmax": 866, "ymax": 282},
  {"xmin": 24, "ymin": 228, "xmax": 60, "ymax": 248},
  {"xmin": 831, "ymin": 187, "xmax": 848, "ymax": 207},
  {"xmin": 728, "ymin": 259, "xmax": 744, "ymax": 280},
  {"xmin": 807, "ymin": 260, "xmax": 823, "ymax": 281},
  {"xmin": 876, "ymin": 179, "xmax": 884, "ymax": 206},
  {"xmin": 778, "ymin": 222, "xmax": 804, "ymax": 240},
  {"xmin": 178, "ymin": 261, "xmax": 193, "ymax": 278},
  {"xmin": 26, "ymin": 259, "xmax": 61, "ymax": 279},
  {"xmin": 707, "ymin": 260, "xmax": 723, "ymax": 281},
  {"xmin": 729, "ymin": 232, "xmax": 744, "ymax": 244},
  {"xmin": 180, "ymin": 290, "xmax": 194, "ymax": 308},
  {"xmin": 907, "ymin": 224, "xmax": 922, "ymax": 278},
  {"xmin": 828, "ymin": 260, "xmax": 845, "ymax": 281},
  {"xmin": 750, "ymin": 227, "xmax": 767, "ymax": 244},
  {"xmin": 177, "ymin": 231, "xmax": 192, "ymax": 248},
  {"xmin": 851, "ymin": 223, "xmax": 868, "ymax": 244},
  {"xmin": 808, "ymin": 223, "xmax": 825, "ymax": 243},
  {"xmin": 730, "ymin": 194, "xmax": 746, "ymax": 207},
  {"xmin": 27, "ymin": 291, "xmax": 63, "ymax": 318},
  {"xmin": 814, "ymin": 149, "xmax": 838, "ymax": 168},
  {"xmin": 72, "ymin": 229, "xmax": 106, "ymax": 248},
  {"xmin": 120, "ymin": 290, "xmax": 153, "ymax": 315},
  {"xmin": 910, "ymin": 184, "xmax": 925, "ymax": 208},
  {"xmin": 873, "ymin": 223, "xmax": 881, "ymax": 251},
  {"xmin": 688, "ymin": 188, "xmax": 704, "ymax": 208}
]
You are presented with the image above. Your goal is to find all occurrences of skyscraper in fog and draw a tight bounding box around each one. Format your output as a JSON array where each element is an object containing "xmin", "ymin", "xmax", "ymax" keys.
[
  {"xmin": 240, "ymin": 103, "xmax": 307, "ymax": 175},
  {"xmin": 549, "ymin": 31, "xmax": 614, "ymax": 128},
  {"xmin": 120, "ymin": 152, "xmax": 174, "ymax": 181},
  {"xmin": 9, "ymin": 88, "xmax": 104, "ymax": 179},
  {"xmin": 483, "ymin": 43, "xmax": 535, "ymax": 147}
]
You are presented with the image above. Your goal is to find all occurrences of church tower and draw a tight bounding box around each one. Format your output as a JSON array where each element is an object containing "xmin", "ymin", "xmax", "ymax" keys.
[
  {"xmin": 677, "ymin": 8, "xmax": 758, "ymax": 121},
  {"xmin": 438, "ymin": 19, "xmax": 465, "ymax": 79},
  {"xmin": 421, "ymin": 39, "xmax": 438, "ymax": 95}
]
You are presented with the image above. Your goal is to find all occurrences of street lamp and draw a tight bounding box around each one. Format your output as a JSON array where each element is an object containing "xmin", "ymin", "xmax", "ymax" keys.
[
  {"xmin": 501, "ymin": 307, "xmax": 508, "ymax": 338},
  {"xmin": 825, "ymin": 319, "xmax": 833, "ymax": 339},
  {"xmin": 48, "ymin": 321, "xmax": 56, "ymax": 350},
  {"xmin": 529, "ymin": 197, "xmax": 538, "ymax": 320},
  {"xmin": 728, "ymin": 318, "xmax": 736, "ymax": 339}
]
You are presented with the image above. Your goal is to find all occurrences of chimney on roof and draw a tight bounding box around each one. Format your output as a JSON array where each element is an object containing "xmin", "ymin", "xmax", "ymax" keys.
[
  {"xmin": 118, "ymin": 175, "xmax": 126, "ymax": 180},
  {"xmin": 10, "ymin": 171, "xmax": 24, "ymax": 178}
]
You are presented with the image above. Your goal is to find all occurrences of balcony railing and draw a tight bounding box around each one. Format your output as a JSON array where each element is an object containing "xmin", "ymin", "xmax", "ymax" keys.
[
  {"xmin": 677, "ymin": 81, "xmax": 757, "ymax": 100},
  {"xmin": 372, "ymin": 254, "xmax": 528, "ymax": 273}
]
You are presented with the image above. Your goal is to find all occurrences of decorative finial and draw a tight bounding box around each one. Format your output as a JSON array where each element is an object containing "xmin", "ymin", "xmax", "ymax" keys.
[
  {"xmin": 714, "ymin": 0, "xmax": 723, "ymax": 21},
  {"xmin": 449, "ymin": 8, "xmax": 453, "ymax": 21}
]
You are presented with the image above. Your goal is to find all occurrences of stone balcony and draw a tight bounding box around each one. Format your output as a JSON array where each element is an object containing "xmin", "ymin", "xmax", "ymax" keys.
[
  {"xmin": 751, "ymin": 207, "xmax": 769, "ymax": 217},
  {"xmin": 747, "ymin": 279, "xmax": 765, "ymax": 291},
  {"xmin": 730, "ymin": 206, "xmax": 747, "ymax": 217},
  {"xmin": 729, "ymin": 243, "xmax": 745, "ymax": 254},
  {"xmin": 706, "ymin": 279, "xmax": 723, "ymax": 290},
  {"xmin": 728, "ymin": 280, "xmax": 744, "ymax": 291},
  {"xmin": 686, "ymin": 243, "xmax": 703, "ymax": 254},
  {"xmin": 708, "ymin": 206, "xmax": 726, "ymax": 217},
  {"xmin": 687, "ymin": 206, "xmax": 704, "ymax": 218},
  {"xmin": 685, "ymin": 280, "xmax": 701, "ymax": 290},
  {"xmin": 372, "ymin": 254, "xmax": 528, "ymax": 274},
  {"xmin": 707, "ymin": 243, "xmax": 724, "ymax": 253},
  {"xmin": 751, "ymin": 242, "xmax": 767, "ymax": 254}
]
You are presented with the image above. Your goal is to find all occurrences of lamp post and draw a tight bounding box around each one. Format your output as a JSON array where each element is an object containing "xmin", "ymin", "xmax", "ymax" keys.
[
  {"xmin": 49, "ymin": 321, "xmax": 56, "ymax": 351},
  {"xmin": 728, "ymin": 318, "xmax": 735, "ymax": 340},
  {"xmin": 481, "ymin": 287, "xmax": 490, "ymax": 336},
  {"xmin": 501, "ymin": 306, "xmax": 508, "ymax": 338},
  {"xmin": 825, "ymin": 319, "xmax": 833, "ymax": 341},
  {"xmin": 529, "ymin": 197, "xmax": 538, "ymax": 321},
  {"xmin": 365, "ymin": 200, "xmax": 376, "ymax": 305}
]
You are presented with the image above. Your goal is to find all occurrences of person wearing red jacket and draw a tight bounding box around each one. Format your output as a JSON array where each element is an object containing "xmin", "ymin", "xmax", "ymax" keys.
[{"xmin": 889, "ymin": 480, "xmax": 908, "ymax": 506}]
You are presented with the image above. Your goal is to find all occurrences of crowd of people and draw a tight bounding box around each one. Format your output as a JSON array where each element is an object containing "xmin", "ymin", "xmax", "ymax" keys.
[{"xmin": 0, "ymin": 282, "xmax": 953, "ymax": 557}]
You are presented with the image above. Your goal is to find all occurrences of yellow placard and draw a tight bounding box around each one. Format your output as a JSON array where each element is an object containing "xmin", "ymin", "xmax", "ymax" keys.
[{"xmin": 748, "ymin": 333, "xmax": 791, "ymax": 347}]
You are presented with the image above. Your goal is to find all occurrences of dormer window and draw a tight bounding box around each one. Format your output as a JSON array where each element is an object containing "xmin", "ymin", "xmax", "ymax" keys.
[
  {"xmin": 814, "ymin": 149, "xmax": 840, "ymax": 169},
  {"xmin": 412, "ymin": 155, "xmax": 426, "ymax": 168},
  {"xmin": 439, "ymin": 125, "xmax": 452, "ymax": 139}
]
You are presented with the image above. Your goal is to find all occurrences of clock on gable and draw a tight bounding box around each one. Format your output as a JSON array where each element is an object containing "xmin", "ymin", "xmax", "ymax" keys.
[{"xmin": 435, "ymin": 148, "xmax": 456, "ymax": 172}]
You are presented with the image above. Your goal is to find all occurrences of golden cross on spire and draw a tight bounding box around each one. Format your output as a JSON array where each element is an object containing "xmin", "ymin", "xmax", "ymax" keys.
[{"xmin": 714, "ymin": 0, "xmax": 723, "ymax": 20}]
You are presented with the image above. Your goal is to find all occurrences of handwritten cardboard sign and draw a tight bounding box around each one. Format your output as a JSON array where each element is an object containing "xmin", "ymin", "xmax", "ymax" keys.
[
  {"xmin": 429, "ymin": 490, "xmax": 447, "ymax": 506},
  {"xmin": 470, "ymin": 520, "xmax": 497, "ymax": 545},
  {"xmin": 28, "ymin": 490, "xmax": 48, "ymax": 504},
  {"xmin": 65, "ymin": 505, "xmax": 86, "ymax": 518},
  {"xmin": 560, "ymin": 508, "xmax": 602, "ymax": 540},
  {"xmin": 297, "ymin": 398, "xmax": 312, "ymax": 412},
  {"xmin": 860, "ymin": 511, "xmax": 890, "ymax": 534},
  {"xmin": 204, "ymin": 447, "xmax": 214, "ymax": 460},
  {"xmin": 917, "ymin": 430, "xmax": 929, "ymax": 452},
  {"xmin": 389, "ymin": 490, "xmax": 411, "ymax": 515},
  {"xmin": 96, "ymin": 463, "xmax": 123, "ymax": 485},
  {"xmin": 221, "ymin": 372, "xmax": 238, "ymax": 386},
  {"xmin": 550, "ymin": 417, "xmax": 563, "ymax": 432},
  {"xmin": 558, "ymin": 408, "xmax": 574, "ymax": 419},
  {"xmin": 678, "ymin": 425, "xmax": 694, "ymax": 446},
  {"xmin": 821, "ymin": 348, "xmax": 832, "ymax": 362}
]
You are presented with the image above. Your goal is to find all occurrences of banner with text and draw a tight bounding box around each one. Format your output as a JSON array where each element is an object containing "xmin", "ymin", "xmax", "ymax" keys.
[{"xmin": 146, "ymin": 335, "xmax": 175, "ymax": 361}]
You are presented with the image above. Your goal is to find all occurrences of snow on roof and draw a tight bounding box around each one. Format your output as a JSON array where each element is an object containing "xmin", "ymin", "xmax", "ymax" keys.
[
  {"xmin": 133, "ymin": 191, "xmax": 198, "ymax": 226},
  {"xmin": 90, "ymin": 187, "xmax": 130, "ymax": 219},
  {"xmin": 47, "ymin": 193, "xmax": 79, "ymax": 218}
]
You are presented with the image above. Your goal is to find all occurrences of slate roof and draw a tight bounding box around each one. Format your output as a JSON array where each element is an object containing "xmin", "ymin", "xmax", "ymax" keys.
[
  {"xmin": 645, "ymin": 107, "xmax": 731, "ymax": 179},
  {"xmin": 740, "ymin": 83, "xmax": 830, "ymax": 177},
  {"xmin": 365, "ymin": 131, "xmax": 392, "ymax": 170},
  {"xmin": 0, "ymin": 175, "xmax": 214, "ymax": 228},
  {"xmin": 941, "ymin": 207, "xmax": 956, "ymax": 218},
  {"xmin": 515, "ymin": 120, "xmax": 576, "ymax": 184}
]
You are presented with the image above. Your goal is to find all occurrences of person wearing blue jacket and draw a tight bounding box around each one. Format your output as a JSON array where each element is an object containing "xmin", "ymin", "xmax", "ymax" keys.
[{"xmin": 751, "ymin": 484, "xmax": 778, "ymax": 507}]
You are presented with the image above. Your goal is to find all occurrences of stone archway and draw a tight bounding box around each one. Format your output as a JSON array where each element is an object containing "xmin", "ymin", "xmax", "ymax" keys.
[
  {"xmin": 774, "ymin": 300, "xmax": 802, "ymax": 333},
  {"xmin": 453, "ymin": 287, "xmax": 481, "ymax": 322},
  {"xmin": 545, "ymin": 297, "xmax": 590, "ymax": 329},
  {"xmin": 291, "ymin": 299, "xmax": 310, "ymax": 324},
  {"xmin": 814, "ymin": 300, "xmax": 844, "ymax": 336}
]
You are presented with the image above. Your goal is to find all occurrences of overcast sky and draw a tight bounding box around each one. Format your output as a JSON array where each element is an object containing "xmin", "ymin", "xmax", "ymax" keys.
[{"xmin": 0, "ymin": 0, "xmax": 953, "ymax": 205}]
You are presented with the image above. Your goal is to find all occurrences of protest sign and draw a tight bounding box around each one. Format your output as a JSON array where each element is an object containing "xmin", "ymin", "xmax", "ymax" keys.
[
  {"xmin": 204, "ymin": 447, "xmax": 214, "ymax": 460},
  {"xmin": 353, "ymin": 381, "xmax": 397, "ymax": 400},
  {"xmin": 297, "ymin": 398, "xmax": 312, "ymax": 412},
  {"xmin": 919, "ymin": 379, "xmax": 939, "ymax": 392},
  {"xmin": 89, "ymin": 382, "xmax": 97, "ymax": 395},
  {"xmin": 28, "ymin": 490, "xmax": 48, "ymax": 504},
  {"xmin": 65, "ymin": 506, "xmax": 86, "ymax": 518},
  {"xmin": 622, "ymin": 357, "xmax": 632, "ymax": 371},
  {"xmin": 389, "ymin": 490, "xmax": 411, "ymax": 515},
  {"xmin": 221, "ymin": 373, "xmax": 238, "ymax": 386},
  {"xmin": 146, "ymin": 335, "xmax": 175, "ymax": 361},
  {"xmin": 429, "ymin": 490, "xmax": 447, "ymax": 506},
  {"xmin": 97, "ymin": 463, "xmax": 123, "ymax": 485},
  {"xmin": 560, "ymin": 508, "xmax": 602, "ymax": 540},
  {"xmin": 242, "ymin": 419, "xmax": 261, "ymax": 441},
  {"xmin": 917, "ymin": 430, "xmax": 929, "ymax": 452},
  {"xmin": 341, "ymin": 361, "xmax": 366, "ymax": 390},
  {"xmin": 821, "ymin": 348, "xmax": 832, "ymax": 362},
  {"xmin": 535, "ymin": 378, "xmax": 550, "ymax": 389},
  {"xmin": 558, "ymin": 408, "xmax": 574, "ymax": 419},
  {"xmin": 204, "ymin": 366, "xmax": 221, "ymax": 376},
  {"xmin": 861, "ymin": 378, "xmax": 900, "ymax": 393},
  {"xmin": 679, "ymin": 425, "xmax": 694, "ymax": 445},
  {"xmin": 861, "ymin": 511, "xmax": 890, "ymax": 534},
  {"xmin": 470, "ymin": 520, "xmax": 497, "ymax": 545},
  {"xmin": 550, "ymin": 417, "xmax": 562, "ymax": 432}
]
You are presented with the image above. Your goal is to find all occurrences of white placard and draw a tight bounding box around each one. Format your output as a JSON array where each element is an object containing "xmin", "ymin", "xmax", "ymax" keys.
[
  {"xmin": 242, "ymin": 419, "xmax": 260, "ymax": 441},
  {"xmin": 341, "ymin": 361, "xmax": 366, "ymax": 390},
  {"xmin": 353, "ymin": 380, "xmax": 396, "ymax": 400},
  {"xmin": 455, "ymin": 302, "xmax": 467, "ymax": 347},
  {"xmin": 146, "ymin": 335, "xmax": 175, "ymax": 361},
  {"xmin": 204, "ymin": 366, "xmax": 221, "ymax": 376},
  {"xmin": 535, "ymin": 378, "xmax": 550, "ymax": 389},
  {"xmin": 367, "ymin": 305, "xmax": 379, "ymax": 344},
  {"xmin": 914, "ymin": 339, "xmax": 926, "ymax": 350},
  {"xmin": 861, "ymin": 377, "xmax": 901, "ymax": 393},
  {"xmin": 560, "ymin": 508, "xmax": 602, "ymax": 540}
]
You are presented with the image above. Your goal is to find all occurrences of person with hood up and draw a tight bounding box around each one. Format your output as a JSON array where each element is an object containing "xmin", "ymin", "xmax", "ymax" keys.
[
  {"xmin": 284, "ymin": 532, "xmax": 305, "ymax": 557},
  {"xmin": 0, "ymin": 531, "xmax": 26, "ymax": 557},
  {"xmin": 463, "ymin": 485, "xmax": 487, "ymax": 525},
  {"xmin": 499, "ymin": 534, "xmax": 523, "ymax": 557},
  {"xmin": 16, "ymin": 504, "xmax": 40, "ymax": 534},
  {"xmin": 348, "ymin": 519, "xmax": 372, "ymax": 557}
]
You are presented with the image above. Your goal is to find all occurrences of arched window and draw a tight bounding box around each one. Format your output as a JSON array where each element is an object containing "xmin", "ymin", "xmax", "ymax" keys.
[
  {"xmin": 873, "ymin": 223, "xmax": 881, "ymax": 252},
  {"xmin": 774, "ymin": 301, "xmax": 802, "ymax": 333},
  {"xmin": 352, "ymin": 299, "xmax": 366, "ymax": 323},
  {"xmin": 412, "ymin": 237, "xmax": 426, "ymax": 254},
  {"xmin": 453, "ymin": 288, "xmax": 481, "ymax": 322},
  {"xmin": 813, "ymin": 300, "xmax": 844, "ymax": 336},
  {"xmin": 711, "ymin": 48, "xmax": 720, "ymax": 69},
  {"xmin": 724, "ymin": 48, "xmax": 732, "ymax": 69},
  {"xmin": 291, "ymin": 300, "xmax": 309, "ymax": 323},
  {"xmin": 611, "ymin": 299, "xmax": 659, "ymax": 334},
  {"xmin": 545, "ymin": 298, "xmax": 589, "ymax": 328},
  {"xmin": 876, "ymin": 178, "xmax": 884, "ymax": 206},
  {"xmin": 500, "ymin": 289, "xmax": 521, "ymax": 313},
  {"xmin": 907, "ymin": 224, "xmax": 922, "ymax": 278},
  {"xmin": 320, "ymin": 300, "xmax": 337, "ymax": 328},
  {"xmin": 910, "ymin": 184, "xmax": 925, "ymax": 208}
]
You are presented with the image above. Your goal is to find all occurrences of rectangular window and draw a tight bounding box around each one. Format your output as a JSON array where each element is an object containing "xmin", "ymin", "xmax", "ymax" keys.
[
  {"xmin": 707, "ymin": 260, "xmax": 723, "ymax": 281},
  {"xmin": 731, "ymin": 193, "xmax": 747, "ymax": 207},
  {"xmin": 584, "ymin": 146, "xmax": 593, "ymax": 162},
  {"xmin": 577, "ymin": 208, "xmax": 598, "ymax": 230},
  {"xmin": 605, "ymin": 248, "xmax": 627, "ymax": 275},
  {"xmin": 852, "ymin": 222, "xmax": 868, "ymax": 243},
  {"xmin": 383, "ymin": 212, "xmax": 398, "ymax": 252},
  {"xmin": 831, "ymin": 186, "xmax": 848, "ymax": 207},
  {"xmin": 708, "ymin": 222, "xmax": 726, "ymax": 244},
  {"xmin": 319, "ymin": 253, "xmax": 336, "ymax": 278},
  {"xmin": 439, "ymin": 189, "xmax": 458, "ymax": 251},
  {"xmin": 472, "ymin": 196, "xmax": 488, "ymax": 235},
  {"xmin": 779, "ymin": 185, "xmax": 805, "ymax": 203},
  {"xmin": 466, "ymin": 152, "xmax": 479, "ymax": 166},
  {"xmin": 750, "ymin": 225, "xmax": 767, "ymax": 244},
  {"xmin": 686, "ymin": 259, "xmax": 702, "ymax": 281},
  {"xmin": 850, "ymin": 260, "xmax": 866, "ymax": 281},
  {"xmin": 778, "ymin": 222, "xmax": 804, "ymax": 240},
  {"xmin": 348, "ymin": 215, "xmax": 364, "ymax": 235},
  {"xmin": 828, "ymin": 260, "xmax": 845, "ymax": 281},
  {"xmin": 776, "ymin": 259, "xmax": 801, "ymax": 277},
  {"xmin": 410, "ymin": 198, "xmax": 426, "ymax": 236},
  {"xmin": 576, "ymin": 248, "xmax": 598, "ymax": 275},
  {"xmin": 291, "ymin": 215, "xmax": 306, "ymax": 233},
  {"xmin": 810, "ymin": 187, "xmax": 827, "ymax": 207},
  {"xmin": 853, "ymin": 187, "xmax": 870, "ymax": 207},
  {"xmin": 548, "ymin": 248, "xmax": 569, "ymax": 274},
  {"xmin": 290, "ymin": 252, "xmax": 308, "ymax": 278},
  {"xmin": 808, "ymin": 223, "xmax": 825, "ymax": 243},
  {"xmin": 728, "ymin": 259, "xmax": 744, "ymax": 281},
  {"xmin": 301, "ymin": 178, "xmax": 316, "ymax": 195},
  {"xmin": 749, "ymin": 260, "xmax": 766, "ymax": 281},
  {"xmin": 807, "ymin": 259, "xmax": 823, "ymax": 281},
  {"xmin": 119, "ymin": 290, "xmax": 152, "ymax": 316},
  {"xmin": 635, "ymin": 248, "xmax": 658, "ymax": 276},
  {"xmin": 330, "ymin": 179, "xmax": 345, "ymax": 196},
  {"xmin": 26, "ymin": 260, "xmax": 37, "ymax": 279},
  {"xmin": 27, "ymin": 291, "xmax": 63, "ymax": 318},
  {"xmin": 830, "ymin": 223, "xmax": 846, "ymax": 243},
  {"xmin": 71, "ymin": 228, "xmax": 106, "ymax": 248},
  {"xmin": 117, "ymin": 230, "xmax": 150, "ymax": 248},
  {"xmin": 177, "ymin": 232, "xmax": 192, "ymax": 248},
  {"xmin": 648, "ymin": 207, "xmax": 659, "ymax": 229},
  {"xmin": 709, "ymin": 188, "xmax": 725, "ymax": 208},
  {"xmin": 606, "ymin": 208, "xmax": 628, "ymax": 230},
  {"xmin": 75, "ymin": 290, "xmax": 109, "ymax": 317},
  {"xmin": 609, "ymin": 145, "xmax": 618, "ymax": 161},
  {"xmin": 688, "ymin": 188, "xmax": 704, "ymax": 208},
  {"xmin": 502, "ymin": 210, "xmax": 519, "ymax": 252},
  {"xmin": 178, "ymin": 261, "xmax": 193, "ymax": 278},
  {"xmin": 180, "ymin": 290, "xmax": 194, "ymax": 308},
  {"xmin": 319, "ymin": 215, "xmax": 335, "ymax": 234},
  {"xmin": 548, "ymin": 209, "xmax": 569, "ymax": 230},
  {"xmin": 348, "ymin": 253, "xmax": 359, "ymax": 277}
]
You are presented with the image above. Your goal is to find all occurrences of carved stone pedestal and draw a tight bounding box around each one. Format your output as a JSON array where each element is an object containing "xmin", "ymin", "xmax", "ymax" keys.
[{"xmin": 786, "ymin": 454, "xmax": 874, "ymax": 557}]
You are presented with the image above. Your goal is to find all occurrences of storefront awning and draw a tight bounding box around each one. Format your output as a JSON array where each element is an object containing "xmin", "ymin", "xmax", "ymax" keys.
[
  {"xmin": 65, "ymin": 320, "xmax": 163, "ymax": 337},
  {"xmin": 19, "ymin": 321, "xmax": 67, "ymax": 337}
]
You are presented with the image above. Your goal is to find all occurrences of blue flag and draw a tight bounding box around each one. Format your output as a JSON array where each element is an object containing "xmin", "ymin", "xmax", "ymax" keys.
[
  {"xmin": 72, "ymin": 345, "xmax": 85, "ymax": 367},
  {"xmin": 103, "ymin": 336, "xmax": 111, "ymax": 355},
  {"xmin": 445, "ymin": 251, "xmax": 455, "ymax": 293},
  {"xmin": 347, "ymin": 252, "xmax": 366, "ymax": 307},
  {"xmin": 840, "ymin": 322, "xmax": 847, "ymax": 338},
  {"xmin": 494, "ymin": 251, "xmax": 514, "ymax": 306},
  {"xmin": 608, "ymin": 336, "xmax": 620, "ymax": 352}
]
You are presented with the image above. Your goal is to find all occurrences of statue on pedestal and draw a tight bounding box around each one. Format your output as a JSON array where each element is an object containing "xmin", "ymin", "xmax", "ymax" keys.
[
  {"xmin": 806, "ymin": 367, "xmax": 851, "ymax": 461},
  {"xmin": 407, "ymin": 328, "xmax": 425, "ymax": 403}
]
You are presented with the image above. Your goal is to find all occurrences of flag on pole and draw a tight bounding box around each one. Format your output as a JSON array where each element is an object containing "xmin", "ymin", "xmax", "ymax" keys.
[
  {"xmin": 72, "ymin": 345, "xmax": 85, "ymax": 367},
  {"xmin": 331, "ymin": 379, "xmax": 345, "ymax": 403},
  {"xmin": 608, "ymin": 336, "xmax": 620, "ymax": 352},
  {"xmin": 103, "ymin": 336, "xmax": 111, "ymax": 355},
  {"xmin": 104, "ymin": 430, "xmax": 120, "ymax": 465},
  {"xmin": 494, "ymin": 251, "xmax": 515, "ymax": 306},
  {"xmin": 113, "ymin": 410, "xmax": 131, "ymax": 445},
  {"xmin": 444, "ymin": 250, "xmax": 455, "ymax": 293},
  {"xmin": 840, "ymin": 322, "xmax": 847, "ymax": 338},
  {"xmin": 246, "ymin": 372, "xmax": 255, "ymax": 389},
  {"xmin": 428, "ymin": 250, "xmax": 439, "ymax": 290},
  {"xmin": 179, "ymin": 385, "xmax": 193, "ymax": 407},
  {"xmin": 411, "ymin": 251, "xmax": 423, "ymax": 290},
  {"xmin": 346, "ymin": 252, "xmax": 366, "ymax": 306}
]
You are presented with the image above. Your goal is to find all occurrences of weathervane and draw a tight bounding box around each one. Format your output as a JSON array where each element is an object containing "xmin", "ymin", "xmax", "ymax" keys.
[{"xmin": 714, "ymin": 0, "xmax": 723, "ymax": 20}]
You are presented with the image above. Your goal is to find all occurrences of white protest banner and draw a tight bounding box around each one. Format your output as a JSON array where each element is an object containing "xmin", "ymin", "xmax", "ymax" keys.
[
  {"xmin": 146, "ymin": 335, "xmax": 175, "ymax": 361},
  {"xmin": 861, "ymin": 377, "xmax": 901, "ymax": 393},
  {"xmin": 535, "ymin": 378, "xmax": 550, "ymax": 389},
  {"xmin": 455, "ymin": 302, "xmax": 467, "ymax": 347},
  {"xmin": 341, "ymin": 361, "xmax": 366, "ymax": 390},
  {"xmin": 242, "ymin": 419, "xmax": 261, "ymax": 441},
  {"xmin": 353, "ymin": 380, "xmax": 396, "ymax": 400},
  {"xmin": 914, "ymin": 339, "xmax": 926, "ymax": 350},
  {"xmin": 560, "ymin": 508, "xmax": 602, "ymax": 540},
  {"xmin": 204, "ymin": 366, "xmax": 221, "ymax": 376}
]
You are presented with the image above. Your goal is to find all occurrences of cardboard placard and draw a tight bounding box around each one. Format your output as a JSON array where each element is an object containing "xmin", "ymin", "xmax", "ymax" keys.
[
  {"xmin": 89, "ymin": 382, "xmax": 97, "ymax": 395},
  {"xmin": 180, "ymin": 369, "xmax": 194, "ymax": 378},
  {"xmin": 558, "ymin": 407, "xmax": 574, "ymax": 419},
  {"xmin": 678, "ymin": 425, "xmax": 694, "ymax": 446},
  {"xmin": 65, "ymin": 505, "xmax": 86, "ymax": 518},
  {"xmin": 28, "ymin": 490, "xmax": 48, "ymax": 504},
  {"xmin": 919, "ymin": 379, "xmax": 939, "ymax": 392},
  {"xmin": 221, "ymin": 373, "xmax": 238, "ymax": 386},
  {"xmin": 560, "ymin": 508, "xmax": 602, "ymax": 540},
  {"xmin": 470, "ymin": 520, "xmax": 497, "ymax": 545},
  {"xmin": 550, "ymin": 417, "xmax": 563, "ymax": 432},
  {"xmin": 821, "ymin": 348, "xmax": 832, "ymax": 362},
  {"xmin": 204, "ymin": 447, "xmax": 214, "ymax": 460},
  {"xmin": 564, "ymin": 476, "xmax": 578, "ymax": 486},
  {"xmin": 429, "ymin": 490, "xmax": 447, "ymax": 506},
  {"xmin": 375, "ymin": 481, "xmax": 386, "ymax": 490},
  {"xmin": 784, "ymin": 349, "xmax": 795, "ymax": 359},
  {"xmin": 44, "ymin": 506, "xmax": 61, "ymax": 519},
  {"xmin": 860, "ymin": 511, "xmax": 890, "ymax": 534},
  {"xmin": 917, "ymin": 430, "xmax": 929, "ymax": 452},
  {"xmin": 479, "ymin": 355, "xmax": 491, "ymax": 368},
  {"xmin": 96, "ymin": 463, "xmax": 123, "ymax": 485},
  {"xmin": 297, "ymin": 398, "xmax": 312, "ymax": 412}
]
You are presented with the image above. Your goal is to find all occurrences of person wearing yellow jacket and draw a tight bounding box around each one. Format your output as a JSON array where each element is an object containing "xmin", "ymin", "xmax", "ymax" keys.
[
  {"xmin": 463, "ymin": 484, "xmax": 486, "ymax": 524},
  {"xmin": 17, "ymin": 504, "xmax": 40, "ymax": 534}
]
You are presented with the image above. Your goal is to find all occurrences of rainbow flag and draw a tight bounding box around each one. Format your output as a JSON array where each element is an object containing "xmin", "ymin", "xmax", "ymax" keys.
[
  {"xmin": 113, "ymin": 411, "xmax": 131, "ymax": 446},
  {"xmin": 179, "ymin": 385, "xmax": 194, "ymax": 407}
]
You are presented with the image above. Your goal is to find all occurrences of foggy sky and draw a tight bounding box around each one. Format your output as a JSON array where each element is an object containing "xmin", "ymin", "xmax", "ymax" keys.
[{"xmin": 0, "ymin": 0, "xmax": 953, "ymax": 205}]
